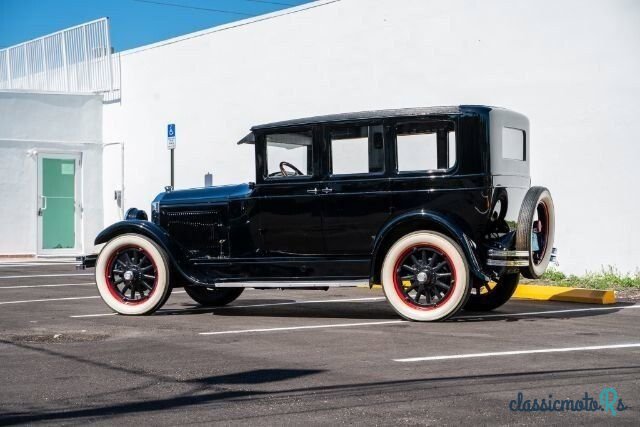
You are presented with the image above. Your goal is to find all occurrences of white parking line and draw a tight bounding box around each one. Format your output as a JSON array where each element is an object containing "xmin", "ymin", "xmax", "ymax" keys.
[
  {"xmin": 199, "ymin": 320, "xmax": 406, "ymax": 335},
  {"xmin": 0, "ymin": 282, "xmax": 95, "ymax": 289},
  {"xmin": 0, "ymin": 296, "xmax": 100, "ymax": 305},
  {"xmin": 70, "ymin": 296, "xmax": 386, "ymax": 318},
  {"xmin": 457, "ymin": 304, "xmax": 640, "ymax": 319},
  {"xmin": 71, "ymin": 313, "xmax": 116, "ymax": 318},
  {"xmin": 0, "ymin": 273, "xmax": 93, "ymax": 279},
  {"xmin": 394, "ymin": 343, "xmax": 640, "ymax": 362}
]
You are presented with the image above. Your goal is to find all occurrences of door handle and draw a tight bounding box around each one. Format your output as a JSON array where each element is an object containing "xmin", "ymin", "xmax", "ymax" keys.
[
  {"xmin": 306, "ymin": 188, "xmax": 318, "ymax": 194},
  {"xmin": 321, "ymin": 187, "xmax": 333, "ymax": 194},
  {"xmin": 38, "ymin": 196, "xmax": 47, "ymax": 216}
]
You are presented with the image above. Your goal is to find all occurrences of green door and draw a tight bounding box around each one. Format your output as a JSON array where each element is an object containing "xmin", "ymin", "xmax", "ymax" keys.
[{"xmin": 41, "ymin": 158, "xmax": 76, "ymax": 250}]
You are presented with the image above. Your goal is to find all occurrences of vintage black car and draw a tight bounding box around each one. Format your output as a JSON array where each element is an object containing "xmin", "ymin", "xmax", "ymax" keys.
[{"xmin": 79, "ymin": 106, "xmax": 556, "ymax": 321}]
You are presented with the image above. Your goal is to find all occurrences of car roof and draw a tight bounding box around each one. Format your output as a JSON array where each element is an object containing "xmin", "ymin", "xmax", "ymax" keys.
[{"xmin": 249, "ymin": 105, "xmax": 501, "ymax": 132}]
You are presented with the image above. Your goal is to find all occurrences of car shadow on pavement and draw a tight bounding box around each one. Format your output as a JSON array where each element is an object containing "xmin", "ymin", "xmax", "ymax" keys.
[
  {"xmin": 157, "ymin": 299, "xmax": 400, "ymax": 320},
  {"xmin": 454, "ymin": 302, "xmax": 635, "ymax": 323},
  {"xmin": 154, "ymin": 299, "xmax": 300, "ymax": 315},
  {"xmin": 154, "ymin": 299, "xmax": 634, "ymax": 323}
]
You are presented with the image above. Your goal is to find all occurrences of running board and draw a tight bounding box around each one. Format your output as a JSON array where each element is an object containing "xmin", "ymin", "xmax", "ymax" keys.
[{"xmin": 214, "ymin": 280, "xmax": 368, "ymax": 288}]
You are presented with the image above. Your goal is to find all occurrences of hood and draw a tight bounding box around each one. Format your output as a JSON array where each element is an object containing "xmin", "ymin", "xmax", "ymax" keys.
[{"xmin": 153, "ymin": 183, "xmax": 253, "ymax": 206}]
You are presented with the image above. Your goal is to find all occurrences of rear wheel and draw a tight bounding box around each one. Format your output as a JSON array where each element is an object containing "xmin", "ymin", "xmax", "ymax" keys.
[
  {"xmin": 95, "ymin": 234, "xmax": 172, "ymax": 315},
  {"xmin": 184, "ymin": 286, "xmax": 244, "ymax": 307},
  {"xmin": 381, "ymin": 231, "xmax": 470, "ymax": 321},
  {"xmin": 464, "ymin": 273, "xmax": 520, "ymax": 312}
]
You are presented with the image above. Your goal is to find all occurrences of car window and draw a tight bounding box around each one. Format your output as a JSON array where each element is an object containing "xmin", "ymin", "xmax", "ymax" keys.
[
  {"xmin": 328, "ymin": 125, "xmax": 384, "ymax": 175},
  {"xmin": 395, "ymin": 122, "xmax": 456, "ymax": 172},
  {"xmin": 502, "ymin": 127, "xmax": 526, "ymax": 161},
  {"xmin": 265, "ymin": 130, "xmax": 313, "ymax": 178}
]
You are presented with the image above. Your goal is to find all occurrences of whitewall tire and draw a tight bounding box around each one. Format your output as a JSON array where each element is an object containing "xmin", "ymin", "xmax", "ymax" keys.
[
  {"xmin": 516, "ymin": 186, "xmax": 555, "ymax": 279},
  {"xmin": 95, "ymin": 234, "xmax": 171, "ymax": 315},
  {"xmin": 381, "ymin": 231, "xmax": 470, "ymax": 321}
]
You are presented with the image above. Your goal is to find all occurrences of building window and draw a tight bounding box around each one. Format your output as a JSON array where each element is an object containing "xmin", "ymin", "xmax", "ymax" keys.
[
  {"xmin": 265, "ymin": 130, "xmax": 313, "ymax": 178},
  {"xmin": 502, "ymin": 127, "xmax": 526, "ymax": 161},
  {"xmin": 328, "ymin": 125, "xmax": 384, "ymax": 175},
  {"xmin": 395, "ymin": 122, "xmax": 456, "ymax": 172}
]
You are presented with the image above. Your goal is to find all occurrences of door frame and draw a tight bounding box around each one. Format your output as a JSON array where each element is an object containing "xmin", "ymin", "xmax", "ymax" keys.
[
  {"xmin": 253, "ymin": 126, "xmax": 326, "ymax": 258},
  {"xmin": 317, "ymin": 121, "xmax": 392, "ymax": 260},
  {"xmin": 36, "ymin": 152, "xmax": 83, "ymax": 256}
]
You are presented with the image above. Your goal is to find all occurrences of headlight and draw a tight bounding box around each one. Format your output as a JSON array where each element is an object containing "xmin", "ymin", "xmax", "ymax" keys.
[
  {"xmin": 151, "ymin": 202, "xmax": 160, "ymax": 223},
  {"xmin": 125, "ymin": 207, "xmax": 148, "ymax": 221}
]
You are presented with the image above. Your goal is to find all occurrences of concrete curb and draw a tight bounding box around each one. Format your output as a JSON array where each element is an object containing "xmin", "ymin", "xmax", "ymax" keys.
[
  {"xmin": 512, "ymin": 284, "xmax": 616, "ymax": 305},
  {"xmin": 361, "ymin": 283, "xmax": 617, "ymax": 305}
]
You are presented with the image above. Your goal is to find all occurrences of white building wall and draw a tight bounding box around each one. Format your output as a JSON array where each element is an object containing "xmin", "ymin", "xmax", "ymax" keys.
[
  {"xmin": 103, "ymin": 0, "xmax": 640, "ymax": 275},
  {"xmin": 0, "ymin": 91, "xmax": 103, "ymax": 255}
]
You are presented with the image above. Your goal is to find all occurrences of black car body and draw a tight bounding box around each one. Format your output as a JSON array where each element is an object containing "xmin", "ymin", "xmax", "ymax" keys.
[{"xmin": 81, "ymin": 106, "xmax": 556, "ymax": 320}]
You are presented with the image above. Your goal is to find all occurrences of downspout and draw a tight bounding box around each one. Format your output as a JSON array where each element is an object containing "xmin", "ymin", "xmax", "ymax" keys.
[{"xmin": 103, "ymin": 142, "xmax": 125, "ymax": 220}]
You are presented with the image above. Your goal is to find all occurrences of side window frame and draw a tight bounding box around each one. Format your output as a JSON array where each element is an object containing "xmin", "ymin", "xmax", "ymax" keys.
[
  {"xmin": 501, "ymin": 127, "xmax": 527, "ymax": 161},
  {"xmin": 392, "ymin": 118, "xmax": 458, "ymax": 176},
  {"xmin": 322, "ymin": 121, "xmax": 387, "ymax": 180},
  {"xmin": 257, "ymin": 126, "xmax": 319, "ymax": 183}
]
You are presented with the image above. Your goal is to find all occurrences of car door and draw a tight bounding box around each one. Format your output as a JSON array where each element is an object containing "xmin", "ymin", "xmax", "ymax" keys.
[
  {"xmin": 318, "ymin": 122, "xmax": 392, "ymax": 267},
  {"xmin": 253, "ymin": 126, "xmax": 325, "ymax": 259},
  {"xmin": 389, "ymin": 118, "xmax": 460, "ymax": 217}
]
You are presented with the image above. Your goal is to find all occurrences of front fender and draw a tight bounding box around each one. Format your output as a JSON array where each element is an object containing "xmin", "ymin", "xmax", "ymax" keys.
[
  {"xmin": 95, "ymin": 220, "xmax": 173, "ymax": 250},
  {"xmin": 94, "ymin": 220, "xmax": 190, "ymax": 279},
  {"xmin": 371, "ymin": 211, "xmax": 489, "ymax": 283}
]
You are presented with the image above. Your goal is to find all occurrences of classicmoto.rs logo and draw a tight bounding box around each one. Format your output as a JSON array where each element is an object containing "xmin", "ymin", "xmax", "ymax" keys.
[{"xmin": 509, "ymin": 387, "xmax": 628, "ymax": 416}]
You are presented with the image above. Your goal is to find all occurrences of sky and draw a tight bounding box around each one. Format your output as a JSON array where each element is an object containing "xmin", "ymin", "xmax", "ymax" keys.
[{"xmin": 0, "ymin": 0, "xmax": 313, "ymax": 51}]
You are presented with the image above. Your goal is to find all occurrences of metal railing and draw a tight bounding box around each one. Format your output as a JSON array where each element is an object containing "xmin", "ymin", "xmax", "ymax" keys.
[{"xmin": 0, "ymin": 18, "xmax": 120, "ymax": 95}]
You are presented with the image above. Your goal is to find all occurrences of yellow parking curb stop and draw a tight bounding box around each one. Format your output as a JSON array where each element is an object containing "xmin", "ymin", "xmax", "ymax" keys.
[
  {"xmin": 512, "ymin": 284, "xmax": 616, "ymax": 305},
  {"xmin": 361, "ymin": 283, "xmax": 616, "ymax": 305}
]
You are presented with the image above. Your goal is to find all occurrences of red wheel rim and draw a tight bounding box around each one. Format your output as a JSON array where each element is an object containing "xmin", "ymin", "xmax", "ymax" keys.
[
  {"xmin": 392, "ymin": 244, "xmax": 457, "ymax": 310},
  {"xmin": 532, "ymin": 200, "xmax": 550, "ymax": 266},
  {"xmin": 104, "ymin": 245, "xmax": 158, "ymax": 305}
]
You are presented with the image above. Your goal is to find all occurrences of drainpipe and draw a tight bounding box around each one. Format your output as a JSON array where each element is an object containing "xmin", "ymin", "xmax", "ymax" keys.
[{"xmin": 103, "ymin": 142, "xmax": 125, "ymax": 220}]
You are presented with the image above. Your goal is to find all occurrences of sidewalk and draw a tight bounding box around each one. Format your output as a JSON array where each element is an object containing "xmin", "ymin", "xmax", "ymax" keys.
[{"xmin": 0, "ymin": 256, "xmax": 76, "ymax": 264}]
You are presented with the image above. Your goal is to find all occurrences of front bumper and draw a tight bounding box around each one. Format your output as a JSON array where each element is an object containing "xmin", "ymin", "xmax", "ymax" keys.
[{"xmin": 76, "ymin": 254, "xmax": 98, "ymax": 270}]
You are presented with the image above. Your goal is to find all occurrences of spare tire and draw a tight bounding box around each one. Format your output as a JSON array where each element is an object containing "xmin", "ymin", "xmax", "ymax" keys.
[{"xmin": 516, "ymin": 186, "xmax": 555, "ymax": 279}]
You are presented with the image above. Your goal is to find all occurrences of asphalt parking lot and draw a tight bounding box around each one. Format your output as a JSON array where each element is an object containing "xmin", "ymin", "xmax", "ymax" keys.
[{"xmin": 0, "ymin": 261, "xmax": 638, "ymax": 425}]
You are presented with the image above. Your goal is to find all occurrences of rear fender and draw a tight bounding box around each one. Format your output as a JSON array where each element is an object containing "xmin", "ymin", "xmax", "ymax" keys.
[{"xmin": 370, "ymin": 211, "xmax": 489, "ymax": 285}]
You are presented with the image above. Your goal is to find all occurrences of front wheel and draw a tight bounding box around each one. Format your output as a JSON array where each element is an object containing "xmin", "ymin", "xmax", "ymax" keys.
[
  {"xmin": 95, "ymin": 234, "xmax": 172, "ymax": 315},
  {"xmin": 381, "ymin": 231, "xmax": 470, "ymax": 321},
  {"xmin": 184, "ymin": 286, "xmax": 244, "ymax": 307}
]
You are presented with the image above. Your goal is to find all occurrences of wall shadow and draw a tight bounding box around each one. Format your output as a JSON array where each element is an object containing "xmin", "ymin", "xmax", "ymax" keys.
[{"xmin": 1, "ymin": 365, "xmax": 638, "ymax": 425}]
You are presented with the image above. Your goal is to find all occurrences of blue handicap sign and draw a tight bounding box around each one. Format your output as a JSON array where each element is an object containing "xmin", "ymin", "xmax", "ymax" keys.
[{"xmin": 168, "ymin": 124, "xmax": 176, "ymax": 138}]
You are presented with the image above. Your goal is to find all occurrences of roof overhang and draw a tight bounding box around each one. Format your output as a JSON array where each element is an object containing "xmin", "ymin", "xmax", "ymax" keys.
[{"xmin": 237, "ymin": 132, "xmax": 255, "ymax": 145}]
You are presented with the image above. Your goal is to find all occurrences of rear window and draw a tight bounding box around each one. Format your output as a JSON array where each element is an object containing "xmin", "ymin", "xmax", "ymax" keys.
[
  {"xmin": 502, "ymin": 127, "xmax": 526, "ymax": 161},
  {"xmin": 395, "ymin": 122, "xmax": 456, "ymax": 172}
]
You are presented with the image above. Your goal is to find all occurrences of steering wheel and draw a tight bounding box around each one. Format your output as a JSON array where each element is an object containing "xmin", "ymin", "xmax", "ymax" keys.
[{"xmin": 279, "ymin": 161, "xmax": 303, "ymax": 176}]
